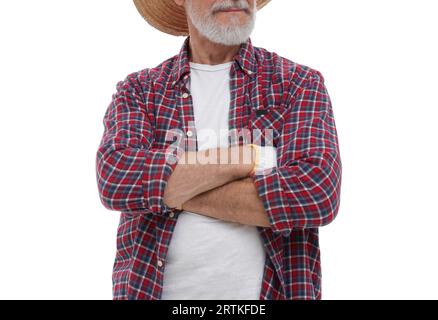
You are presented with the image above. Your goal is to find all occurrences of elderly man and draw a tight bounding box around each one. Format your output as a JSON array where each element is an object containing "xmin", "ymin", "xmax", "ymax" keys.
[{"xmin": 96, "ymin": 0, "xmax": 342, "ymax": 300}]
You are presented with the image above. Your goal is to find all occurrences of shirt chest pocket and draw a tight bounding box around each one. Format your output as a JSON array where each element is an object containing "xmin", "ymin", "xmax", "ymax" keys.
[{"xmin": 249, "ymin": 105, "xmax": 288, "ymax": 146}]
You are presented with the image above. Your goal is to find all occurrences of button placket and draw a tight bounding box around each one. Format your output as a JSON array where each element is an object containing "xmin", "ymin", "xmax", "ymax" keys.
[{"xmin": 175, "ymin": 76, "xmax": 197, "ymax": 153}]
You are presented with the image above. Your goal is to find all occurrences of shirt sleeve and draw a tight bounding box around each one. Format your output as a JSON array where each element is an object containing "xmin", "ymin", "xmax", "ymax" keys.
[
  {"xmin": 250, "ymin": 69, "xmax": 342, "ymax": 235},
  {"xmin": 95, "ymin": 70, "xmax": 180, "ymax": 216}
]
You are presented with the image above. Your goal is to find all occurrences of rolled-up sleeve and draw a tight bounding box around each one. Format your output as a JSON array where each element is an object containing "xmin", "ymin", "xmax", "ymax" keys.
[
  {"xmin": 251, "ymin": 70, "xmax": 342, "ymax": 235},
  {"xmin": 95, "ymin": 70, "xmax": 180, "ymax": 215}
]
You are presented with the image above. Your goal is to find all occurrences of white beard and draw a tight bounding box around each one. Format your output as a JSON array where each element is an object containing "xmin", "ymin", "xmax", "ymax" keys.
[{"xmin": 185, "ymin": 0, "xmax": 257, "ymax": 46}]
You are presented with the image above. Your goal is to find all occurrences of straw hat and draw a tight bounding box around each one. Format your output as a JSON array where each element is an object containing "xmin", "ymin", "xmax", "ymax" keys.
[{"xmin": 133, "ymin": 0, "xmax": 271, "ymax": 36}]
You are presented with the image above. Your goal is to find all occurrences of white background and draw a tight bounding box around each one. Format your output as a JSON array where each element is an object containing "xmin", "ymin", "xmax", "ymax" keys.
[{"xmin": 0, "ymin": 0, "xmax": 437, "ymax": 299}]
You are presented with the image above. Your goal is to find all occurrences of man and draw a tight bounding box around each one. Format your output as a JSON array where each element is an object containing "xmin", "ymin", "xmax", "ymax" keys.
[{"xmin": 96, "ymin": 0, "xmax": 342, "ymax": 300}]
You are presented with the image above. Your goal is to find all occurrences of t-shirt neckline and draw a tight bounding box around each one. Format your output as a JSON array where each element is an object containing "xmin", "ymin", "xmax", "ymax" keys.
[{"xmin": 189, "ymin": 61, "xmax": 233, "ymax": 72}]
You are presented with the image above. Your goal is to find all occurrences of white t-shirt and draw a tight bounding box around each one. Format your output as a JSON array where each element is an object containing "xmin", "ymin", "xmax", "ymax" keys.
[{"xmin": 161, "ymin": 61, "xmax": 266, "ymax": 300}]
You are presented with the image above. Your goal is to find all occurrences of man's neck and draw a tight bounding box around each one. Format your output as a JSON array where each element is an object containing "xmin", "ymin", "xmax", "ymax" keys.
[{"xmin": 188, "ymin": 30, "xmax": 240, "ymax": 65}]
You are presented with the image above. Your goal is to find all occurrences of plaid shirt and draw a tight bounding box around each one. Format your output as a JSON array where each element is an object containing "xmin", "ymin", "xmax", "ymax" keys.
[{"xmin": 96, "ymin": 35, "xmax": 342, "ymax": 300}]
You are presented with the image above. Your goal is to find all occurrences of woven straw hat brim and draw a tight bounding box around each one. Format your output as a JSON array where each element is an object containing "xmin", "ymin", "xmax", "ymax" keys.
[{"xmin": 133, "ymin": 0, "xmax": 271, "ymax": 36}]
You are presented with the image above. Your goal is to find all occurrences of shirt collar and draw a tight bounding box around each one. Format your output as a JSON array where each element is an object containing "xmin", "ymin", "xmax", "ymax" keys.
[{"xmin": 171, "ymin": 35, "xmax": 260, "ymax": 86}]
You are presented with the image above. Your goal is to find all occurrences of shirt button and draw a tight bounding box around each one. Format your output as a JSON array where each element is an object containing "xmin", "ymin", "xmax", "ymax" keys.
[
  {"xmin": 186, "ymin": 130, "xmax": 193, "ymax": 137},
  {"xmin": 182, "ymin": 92, "xmax": 189, "ymax": 98},
  {"xmin": 157, "ymin": 259, "xmax": 164, "ymax": 268},
  {"xmin": 247, "ymin": 70, "xmax": 253, "ymax": 75},
  {"xmin": 169, "ymin": 211, "xmax": 175, "ymax": 218},
  {"xmin": 184, "ymin": 74, "xmax": 189, "ymax": 79}
]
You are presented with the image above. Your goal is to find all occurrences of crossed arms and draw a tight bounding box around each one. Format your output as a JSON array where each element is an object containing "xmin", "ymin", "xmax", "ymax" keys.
[
  {"xmin": 162, "ymin": 145, "xmax": 271, "ymax": 227},
  {"xmin": 96, "ymin": 69, "xmax": 342, "ymax": 236}
]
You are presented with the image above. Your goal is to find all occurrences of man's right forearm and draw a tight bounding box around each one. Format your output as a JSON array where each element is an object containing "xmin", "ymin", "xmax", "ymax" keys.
[{"xmin": 163, "ymin": 145, "xmax": 256, "ymax": 209}]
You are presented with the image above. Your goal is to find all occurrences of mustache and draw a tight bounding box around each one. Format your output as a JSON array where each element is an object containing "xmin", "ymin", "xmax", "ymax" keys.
[{"xmin": 212, "ymin": 0, "xmax": 251, "ymax": 14}]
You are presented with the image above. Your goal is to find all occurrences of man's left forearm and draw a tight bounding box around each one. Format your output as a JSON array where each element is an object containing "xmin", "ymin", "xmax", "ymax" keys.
[{"xmin": 181, "ymin": 177, "xmax": 271, "ymax": 228}]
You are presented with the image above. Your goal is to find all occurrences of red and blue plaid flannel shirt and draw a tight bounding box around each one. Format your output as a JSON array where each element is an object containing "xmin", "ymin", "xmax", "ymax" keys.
[{"xmin": 96, "ymin": 35, "xmax": 342, "ymax": 300}]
